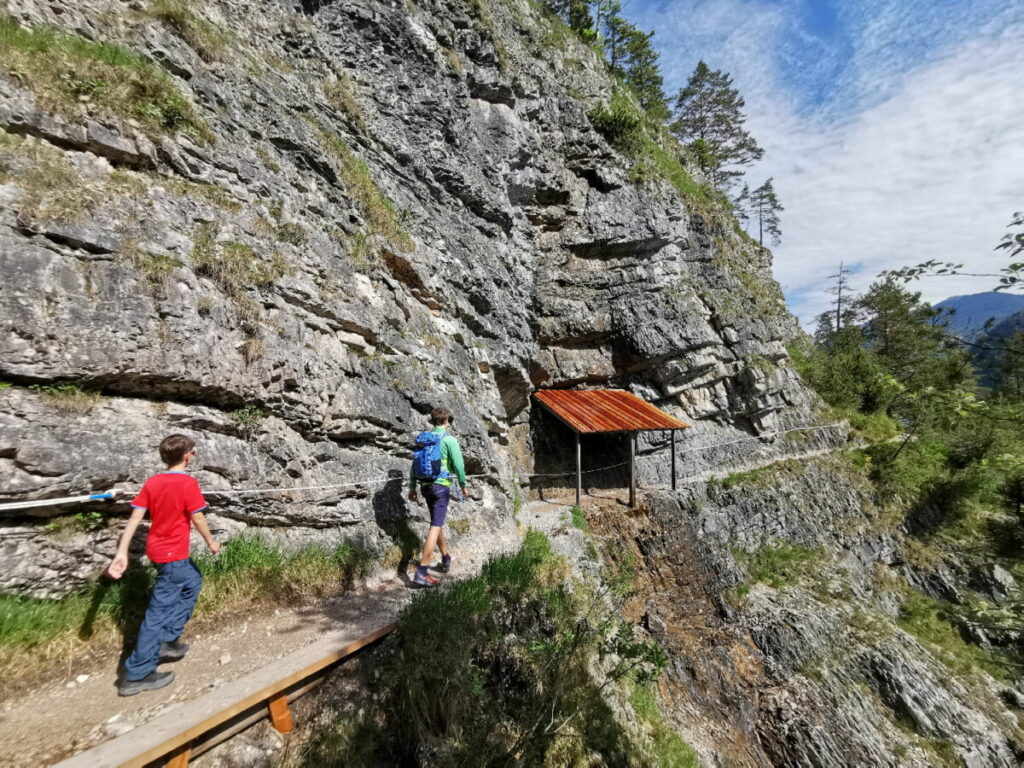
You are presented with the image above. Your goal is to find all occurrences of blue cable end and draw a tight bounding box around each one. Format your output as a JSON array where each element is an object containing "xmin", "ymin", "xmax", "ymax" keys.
[{"xmin": 88, "ymin": 492, "xmax": 114, "ymax": 501}]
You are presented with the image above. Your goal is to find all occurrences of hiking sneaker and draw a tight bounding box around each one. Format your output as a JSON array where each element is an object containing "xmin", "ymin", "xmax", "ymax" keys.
[
  {"xmin": 412, "ymin": 570, "xmax": 441, "ymax": 587},
  {"xmin": 159, "ymin": 640, "xmax": 189, "ymax": 663},
  {"xmin": 438, "ymin": 554, "xmax": 452, "ymax": 574},
  {"xmin": 118, "ymin": 670, "xmax": 175, "ymax": 697}
]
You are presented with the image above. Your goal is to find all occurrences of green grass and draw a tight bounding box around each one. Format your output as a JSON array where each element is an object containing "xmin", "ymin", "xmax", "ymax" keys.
[
  {"xmin": 836, "ymin": 407, "xmax": 900, "ymax": 444},
  {"xmin": 322, "ymin": 75, "xmax": 365, "ymax": 131},
  {"xmin": 28, "ymin": 383, "xmax": 101, "ymax": 415},
  {"xmin": 570, "ymin": 504, "xmax": 588, "ymax": 531},
  {"xmin": 897, "ymin": 590, "xmax": 1012, "ymax": 682},
  {"xmin": 0, "ymin": 535, "xmax": 371, "ymax": 686},
  {"xmin": 189, "ymin": 223, "xmax": 290, "ymax": 305},
  {"xmin": 299, "ymin": 531, "xmax": 667, "ymax": 766},
  {"xmin": 0, "ymin": 15, "xmax": 210, "ymax": 140},
  {"xmin": 630, "ymin": 683, "xmax": 700, "ymax": 767},
  {"xmin": 301, "ymin": 115, "xmax": 414, "ymax": 255},
  {"xmin": 145, "ymin": 0, "xmax": 228, "ymax": 62},
  {"xmin": 734, "ymin": 541, "xmax": 818, "ymax": 597},
  {"xmin": 589, "ymin": 87, "xmax": 721, "ymax": 216}
]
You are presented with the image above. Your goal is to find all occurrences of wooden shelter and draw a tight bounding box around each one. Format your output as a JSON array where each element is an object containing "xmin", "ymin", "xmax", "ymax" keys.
[{"xmin": 533, "ymin": 389, "xmax": 690, "ymax": 508}]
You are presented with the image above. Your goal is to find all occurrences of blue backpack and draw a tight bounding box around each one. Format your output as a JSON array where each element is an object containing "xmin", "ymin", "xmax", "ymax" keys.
[{"xmin": 412, "ymin": 432, "xmax": 448, "ymax": 482}]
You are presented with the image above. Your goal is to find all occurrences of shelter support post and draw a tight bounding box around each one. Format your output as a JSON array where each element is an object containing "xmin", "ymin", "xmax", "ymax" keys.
[
  {"xmin": 575, "ymin": 430, "xmax": 581, "ymax": 508},
  {"xmin": 629, "ymin": 432, "xmax": 636, "ymax": 508},
  {"xmin": 671, "ymin": 430, "xmax": 677, "ymax": 491}
]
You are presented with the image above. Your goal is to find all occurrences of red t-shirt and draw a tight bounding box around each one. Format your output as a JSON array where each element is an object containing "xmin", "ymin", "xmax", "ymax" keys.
[{"xmin": 131, "ymin": 472, "xmax": 208, "ymax": 563}]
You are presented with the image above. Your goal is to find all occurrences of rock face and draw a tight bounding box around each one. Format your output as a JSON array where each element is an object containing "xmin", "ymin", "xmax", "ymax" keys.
[
  {"xmin": 592, "ymin": 456, "xmax": 1024, "ymax": 767},
  {"xmin": 0, "ymin": 0, "xmax": 837, "ymax": 597}
]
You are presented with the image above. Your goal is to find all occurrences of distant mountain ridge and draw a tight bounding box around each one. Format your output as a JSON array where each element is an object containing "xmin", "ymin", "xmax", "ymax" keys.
[{"xmin": 934, "ymin": 292, "xmax": 1024, "ymax": 339}]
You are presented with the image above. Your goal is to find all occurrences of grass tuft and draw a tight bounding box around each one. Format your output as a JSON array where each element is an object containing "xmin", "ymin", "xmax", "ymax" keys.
[
  {"xmin": 145, "ymin": 0, "xmax": 228, "ymax": 62},
  {"xmin": 733, "ymin": 541, "xmax": 818, "ymax": 597},
  {"xmin": 322, "ymin": 75, "xmax": 365, "ymax": 131},
  {"xmin": 189, "ymin": 223, "xmax": 290, "ymax": 309},
  {"xmin": 630, "ymin": 683, "xmax": 700, "ymax": 767},
  {"xmin": 0, "ymin": 535, "xmax": 371, "ymax": 689},
  {"xmin": 298, "ymin": 531, "xmax": 666, "ymax": 766},
  {"xmin": 0, "ymin": 15, "xmax": 211, "ymax": 140},
  {"xmin": 28, "ymin": 383, "xmax": 101, "ymax": 415},
  {"xmin": 302, "ymin": 115, "xmax": 414, "ymax": 256}
]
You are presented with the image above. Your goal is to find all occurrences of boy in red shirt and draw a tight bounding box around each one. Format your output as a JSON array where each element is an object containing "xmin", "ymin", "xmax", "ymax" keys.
[{"xmin": 106, "ymin": 434, "xmax": 220, "ymax": 696}]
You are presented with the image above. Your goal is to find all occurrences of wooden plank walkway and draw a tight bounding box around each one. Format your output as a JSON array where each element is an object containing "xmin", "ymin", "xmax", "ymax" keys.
[{"xmin": 53, "ymin": 620, "xmax": 397, "ymax": 768}]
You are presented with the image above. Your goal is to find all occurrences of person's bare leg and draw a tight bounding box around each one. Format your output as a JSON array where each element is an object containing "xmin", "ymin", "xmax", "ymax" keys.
[
  {"xmin": 437, "ymin": 528, "xmax": 449, "ymax": 558},
  {"xmin": 419, "ymin": 525, "xmax": 441, "ymax": 567}
]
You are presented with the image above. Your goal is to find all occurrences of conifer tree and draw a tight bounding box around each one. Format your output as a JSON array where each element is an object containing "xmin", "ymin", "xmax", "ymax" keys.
[
  {"xmin": 671, "ymin": 61, "xmax": 763, "ymax": 186},
  {"xmin": 827, "ymin": 261, "xmax": 854, "ymax": 331},
  {"xmin": 618, "ymin": 27, "xmax": 669, "ymax": 121},
  {"xmin": 749, "ymin": 178, "xmax": 783, "ymax": 246}
]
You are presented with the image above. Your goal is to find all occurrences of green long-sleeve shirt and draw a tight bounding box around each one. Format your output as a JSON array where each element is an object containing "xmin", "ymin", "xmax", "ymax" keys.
[{"xmin": 409, "ymin": 426, "xmax": 466, "ymax": 490}]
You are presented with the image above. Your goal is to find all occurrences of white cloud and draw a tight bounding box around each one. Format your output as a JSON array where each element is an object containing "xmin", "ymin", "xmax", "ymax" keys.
[{"xmin": 631, "ymin": 0, "xmax": 1024, "ymax": 326}]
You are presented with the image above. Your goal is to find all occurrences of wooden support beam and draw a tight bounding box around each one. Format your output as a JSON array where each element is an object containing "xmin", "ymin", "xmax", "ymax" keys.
[
  {"xmin": 166, "ymin": 743, "xmax": 191, "ymax": 768},
  {"xmin": 575, "ymin": 430, "xmax": 581, "ymax": 509},
  {"xmin": 671, "ymin": 430, "xmax": 677, "ymax": 491},
  {"xmin": 268, "ymin": 693, "xmax": 294, "ymax": 734},
  {"xmin": 628, "ymin": 432, "xmax": 636, "ymax": 508}
]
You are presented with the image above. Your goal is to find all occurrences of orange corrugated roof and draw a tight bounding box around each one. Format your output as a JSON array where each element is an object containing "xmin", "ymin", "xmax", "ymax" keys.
[{"xmin": 533, "ymin": 390, "xmax": 690, "ymax": 434}]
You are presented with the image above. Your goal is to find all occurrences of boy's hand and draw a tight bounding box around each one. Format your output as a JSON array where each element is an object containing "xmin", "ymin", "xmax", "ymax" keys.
[
  {"xmin": 106, "ymin": 553, "xmax": 128, "ymax": 580},
  {"xmin": 207, "ymin": 540, "xmax": 221, "ymax": 555},
  {"xmin": 407, "ymin": 490, "xmax": 417, "ymax": 502}
]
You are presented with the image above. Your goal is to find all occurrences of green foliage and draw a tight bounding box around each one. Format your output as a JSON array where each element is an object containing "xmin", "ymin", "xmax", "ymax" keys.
[
  {"xmin": 145, "ymin": 0, "xmax": 228, "ymax": 61},
  {"xmin": 570, "ymin": 504, "xmax": 588, "ymax": 531},
  {"xmin": 0, "ymin": 381, "xmax": 11, "ymax": 390},
  {"xmin": 0, "ymin": 15, "xmax": 210, "ymax": 140},
  {"xmin": 837, "ymin": 408, "xmax": 900, "ymax": 444},
  {"xmin": 276, "ymin": 222, "xmax": 307, "ymax": 245},
  {"xmin": 189, "ymin": 223, "xmax": 289, "ymax": 302},
  {"xmin": 232, "ymin": 404, "xmax": 265, "ymax": 426},
  {"xmin": 629, "ymin": 683, "xmax": 700, "ymax": 767},
  {"xmin": 28, "ymin": 383, "xmax": 101, "ymax": 415},
  {"xmin": 589, "ymin": 88, "xmax": 645, "ymax": 154},
  {"xmin": 302, "ymin": 115, "xmax": 414, "ymax": 255},
  {"xmin": 734, "ymin": 541, "xmax": 818, "ymax": 594},
  {"xmin": 670, "ymin": 60, "xmax": 763, "ymax": 185},
  {"xmin": 898, "ymin": 590, "xmax": 1012, "ymax": 682},
  {"xmin": 322, "ymin": 74, "xmax": 365, "ymax": 130},
  {"xmin": 301, "ymin": 531, "xmax": 667, "ymax": 766},
  {"xmin": 0, "ymin": 536, "xmax": 370, "ymax": 681},
  {"xmin": 590, "ymin": 88, "xmax": 719, "ymax": 212}
]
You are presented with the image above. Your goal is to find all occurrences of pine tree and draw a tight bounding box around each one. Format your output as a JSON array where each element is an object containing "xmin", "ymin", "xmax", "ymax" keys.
[
  {"xmin": 734, "ymin": 183, "xmax": 751, "ymax": 231},
  {"xmin": 618, "ymin": 27, "xmax": 669, "ymax": 121},
  {"xmin": 671, "ymin": 61, "xmax": 763, "ymax": 186},
  {"xmin": 827, "ymin": 261, "xmax": 854, "ymax": 331},
  {"xmin": 749, "ymin": 178, "xmax": 782, "ymax": 246}
]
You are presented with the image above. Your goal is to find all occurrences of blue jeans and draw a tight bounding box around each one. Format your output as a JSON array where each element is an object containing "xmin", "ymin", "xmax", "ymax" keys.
[{"xmin": 124, "ymin": 558, "xmax": 202, "ymax": 681}]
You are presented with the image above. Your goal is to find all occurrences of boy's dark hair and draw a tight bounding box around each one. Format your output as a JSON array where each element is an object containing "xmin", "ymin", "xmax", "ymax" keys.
[
  {"xmin": 159, "ymin": 434, "xmax": 195, "ymax": 465},
  {"xmin": 430, "ymin": 407, "xmax": 452, "ymax": 426}
]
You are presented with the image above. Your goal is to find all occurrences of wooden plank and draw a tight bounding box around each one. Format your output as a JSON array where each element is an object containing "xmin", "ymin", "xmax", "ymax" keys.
[
  {"xmin": 268, "ymin": 693, "xmax": 293, "ymax": 734},
  {"xmin": 165, "ymin": 743, "xmax": 190, "ymax": 768},
  {"xmin": 53, "ymin": 621, "xmax": 397, "ymax": 768}
]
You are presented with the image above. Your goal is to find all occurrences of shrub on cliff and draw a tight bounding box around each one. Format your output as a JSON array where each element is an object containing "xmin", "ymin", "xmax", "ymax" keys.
[{"xmin": 298, "ymin": 531, "xmax": 672, "ymax": 767}]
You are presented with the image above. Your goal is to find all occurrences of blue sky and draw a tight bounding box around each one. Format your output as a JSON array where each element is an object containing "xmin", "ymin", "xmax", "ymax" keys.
[{"xmin": 627, "ymin": 0, "xmax": 1024, "ymax": 325}]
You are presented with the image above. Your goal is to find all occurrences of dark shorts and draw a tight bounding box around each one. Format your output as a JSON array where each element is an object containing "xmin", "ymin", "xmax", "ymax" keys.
[{"xmin": 423, "ymin": 483, "xmax": 450, "ymax": 528}]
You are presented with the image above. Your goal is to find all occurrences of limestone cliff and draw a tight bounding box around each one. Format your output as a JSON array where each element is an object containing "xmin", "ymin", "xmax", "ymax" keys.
[
  {"xmin": 5, "ymin": 2, "xmax": 1019, "ymax": 767},
  {"xmin": 0, "ymin": 0, "xmax": 836, "ymax": 596}
]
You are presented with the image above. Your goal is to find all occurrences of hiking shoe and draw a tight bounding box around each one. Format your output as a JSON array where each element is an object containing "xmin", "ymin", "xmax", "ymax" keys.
[
  {"xmin": 438, "ymin": 554, "xmax": 452, "ymax": 574},
  {"xmin": 159, "ymin": 640, "xmax": 189, "ymax": 663},
  {"xmin": 118, "ymin": 670, "xmax": 175, "ymax": 697},
  {"xmin": 412, "ymin": 570, "xmax": 440, "ymax": 587}
]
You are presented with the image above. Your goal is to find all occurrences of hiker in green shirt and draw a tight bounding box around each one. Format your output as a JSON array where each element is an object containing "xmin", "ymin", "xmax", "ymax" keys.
[{"xmin": 407, "ymin": 408, "xmax": 467, "ymax": 587}]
